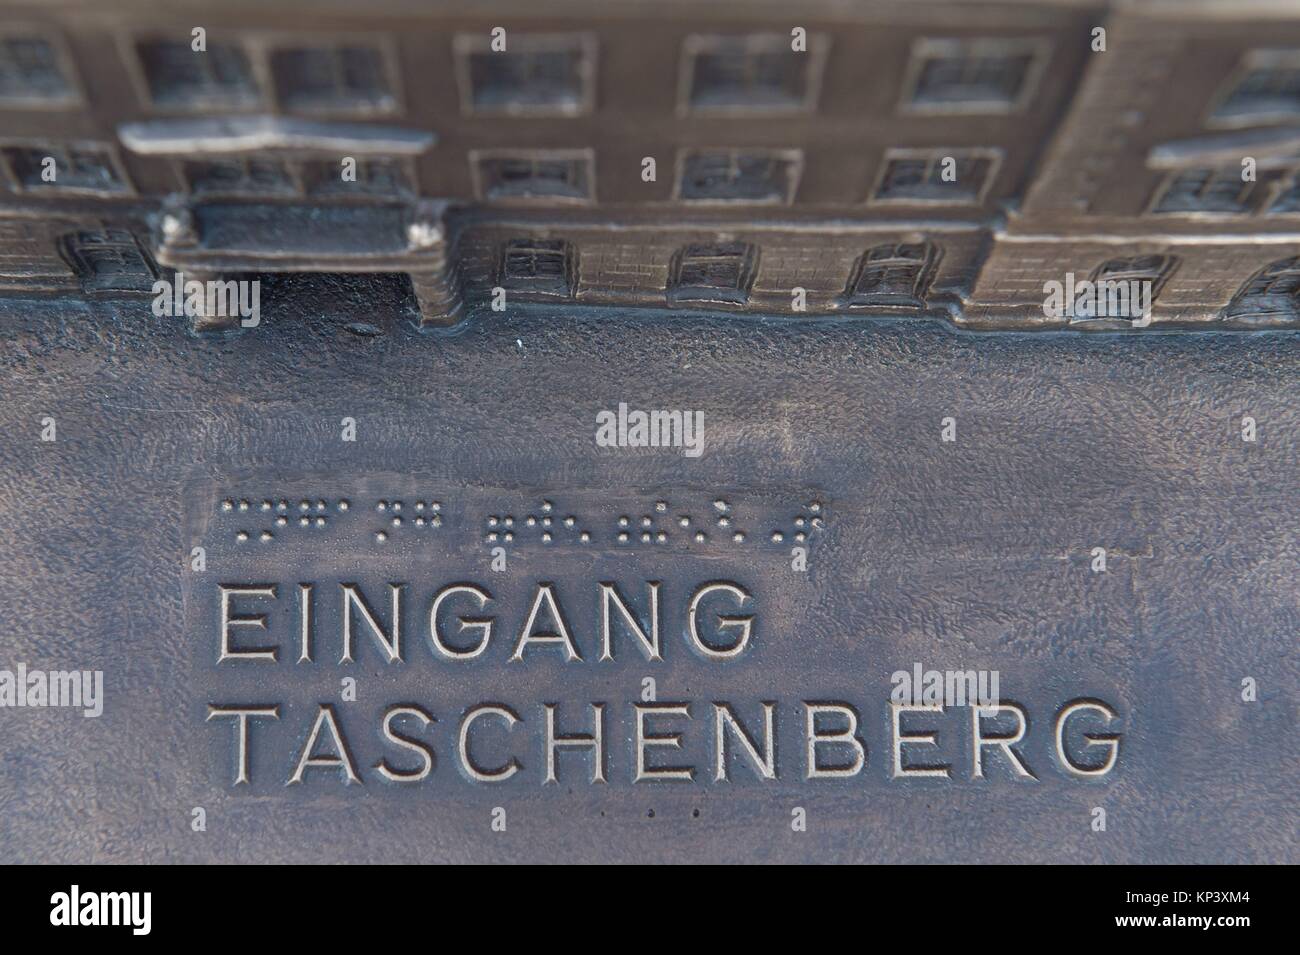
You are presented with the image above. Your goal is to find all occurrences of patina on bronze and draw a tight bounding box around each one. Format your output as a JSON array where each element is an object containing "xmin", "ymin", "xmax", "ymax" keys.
[
  {"xmin": 2, "ymin": 273, "xmax": 1295, "ymax": 862},
  {"xmin": 0, "ymin": 0, "xmax": 1297, "ymax": 865}
]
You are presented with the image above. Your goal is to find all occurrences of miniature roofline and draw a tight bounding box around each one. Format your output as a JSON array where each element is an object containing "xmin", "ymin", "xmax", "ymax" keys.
[{"xmin": 7, "ymin": 0, "xmax": 1300, "ymax": 20}]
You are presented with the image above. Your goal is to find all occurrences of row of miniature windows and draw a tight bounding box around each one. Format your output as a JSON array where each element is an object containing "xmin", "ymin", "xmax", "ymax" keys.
[
  {"xmin": 6, "ymin": 30, "xmax": 1300, "ymax": 126},
  {"xmin": 495, "ymin": 243, "xmax": 1299, "ymax": 321},
  {"xmin": 55, "ymin": 229, "xmax": 945, "ymax": 306},
  {"xmin": 0, "ymin": 146, "xmax": 410, "ymax": 199},
  {"xmin": 15, "ymin": 142, "xmax": 1300, "ymax": 216},
  {"xmin": 494, "ymin": 239, "xmax": 943, "ymax": 306},
  {"xmin": 53, "ymin": 229, "xmax": 1300, "ymax": 323},
  {"xmin": 1152, "ymin": 166, "xmax": 1300, "ymax": 215},
  {"xmin": 0, "ymin": 143, "xmax": 1000, "ymax": 205},
  {"xmin": 0, "ymin": 31, "xmax": 1044, "ymax": 116}
]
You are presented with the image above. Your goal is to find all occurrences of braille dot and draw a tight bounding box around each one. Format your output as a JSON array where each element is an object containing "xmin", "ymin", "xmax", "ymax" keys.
[
  {"xmin": 488, "ymin": 516, "xmax": 499, "ymax": 527},
  {"xmin": 376, "ymin": 531, "xmax": 387, "ymax": 543},
  {"xmin": 316, "ymin": 500, "xmax": 326, "ymax": 511},
  {"xmin": 795, "ymin": 532, "xmax": 806, "ymax": 542},
  {"xmin": 276, "ymin": 516, "xmax": 287, "ymax": 527},
  {"xmin": 618, "ymin": 532, "xmax": 629, "ymax": 543},
  {"xmin": 392, "ymin": 502, "xmax": 402, "ymax": 512},
  {"xmin": 431, "ymin": 516, "xmax": 442, "ymax": 527},
  {"xmin": 656, "ymin": 532, "xmax": 666, "ymax": 542},
  {"xmin": 542, "ymin": 517, "xmax": 552, "ymax": 527},
  {"xmin": 260, "ymin": 531, "xmax": 273, "ymax": 542},
  {"xmin": 299, "ymin": 517, "xmax": 310, "ymax": 526},
  {"xmin": 221, "ymin": 500, "xmax": 234, "ymax": 512},
  {"xmin": 261, "ymin": 500, "xmax": 272, "ymax": 511},
  {"xmin": 641, "ymin": 532, "xmax": 651, "ymax": 542},
  {"xmin": 415, "ymin": 501, "xmax": 425, "ymax": 511},
  {"xmin": 416, "ymin": 517, "xmax": 426, "ymax": 527},
  {"xmin": 238, "ymin": 500, "xmax": 249, "ymax": 511},
  {"xmin": 641, "ymin": 516, "xmax": 652, "ymax": 527},
  {"xmin": 794, "ymin": 517, "xmax": 806, "ymax": 528},
  {"xmin": 503, "ymin": 532, "xmax": 514, "ymax": 542},
  {"xmin": 299, "ymin": 500, "xmax": 310, "ymax": 511},
  {"xmin": 718, "ymin": 516, "xmax": 731, "ymax": 527},
  {"xmin": 487, "ymin": 532, "xmax": 498, "ymax": 542},
  {"xmin": 564, "ymin": 516, "xmax": 576, "ymax": 527},
  {"xmin": 618, "ymin": 516, "xmax": 630, "ymax": 527},
  {"xmin": 713, "ymin": 499, "xmax": 728, "ymax": 512},
  {"xmin": 504, "ymin": 516, "xmax": 514, "ymax": 527},
  {"xmin": 771, "ymin": 531, "xmax": 784, "ymax": 542},
  {"xmin": 655, "ymin": 501, "xmax": 667, "ymax": 512},
  {"xmin": 695, "ymin": 532, "xmax": 706, "ymax": 542},
  {"xmin": 542, "ymin": 532, "xmax": 552, "ymax": 543},
  {"xmin": 733, "ymin": 532, "xmax": 745, "ymax": 543},
  {"xmin": 315, "ymin": 517, "xmax": 326, "ymax": 527},
  {"xmin": 809, "ymin": 502, "xmax": 822, "ymax": 513},
  {"xmin": 678, "ymin": 516, "xmax": 690, "ymax": 527},
  {"xmin": 541, "ymin": 501, "xmax": 553, "ymax": 513},
  {"xmin": 526, "ymin": 516, "xmax": 536, "ymax": 526},
  {"xmin": 278, "ymin": 500, "xmax": 288, "ymax": 512},
  {"xmin": 236, "ymin": 531, "xmax": 249, "ymax": 542},
  {"xmin": 580, "ymin": 531, "xmax": 591, "ymax": 542},
  {"xmin": 431, "ymin": 502, "xmax": 441, "ymax": 512},
  {"xmin": 338, "ymin": 500, "xmax": 350, "ymax": 511},
  {"xmin": 392, "ymin": 517, "xmax": 402, "ymax": 527}
]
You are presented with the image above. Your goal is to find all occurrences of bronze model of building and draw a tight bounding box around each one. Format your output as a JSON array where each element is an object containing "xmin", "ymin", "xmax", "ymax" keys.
[{"xmin": 3, "ymin": 0, "xmax": 1300, "ymax": 332}]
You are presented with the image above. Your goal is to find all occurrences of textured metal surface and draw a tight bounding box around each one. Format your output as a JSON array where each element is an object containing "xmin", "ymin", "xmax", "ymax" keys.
[{"xmin": 1, "ymin": 280, "xmax": 1296, "ymax": 863}]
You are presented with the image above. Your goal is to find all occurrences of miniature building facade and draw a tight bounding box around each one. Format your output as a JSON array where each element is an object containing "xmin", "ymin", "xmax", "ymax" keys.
[{"xmin": 2, "ymin": 0, "xmax": 1300, "ymax": 330}]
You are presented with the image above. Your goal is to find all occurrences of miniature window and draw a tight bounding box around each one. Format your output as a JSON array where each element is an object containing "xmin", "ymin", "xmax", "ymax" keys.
[
  {"xmin": 298, "ymin": 157, "xmax": 412, "ymax": 197},
  {"xmin": 873, "ymin": 151, "xmax": 995, "ymax": 203},
  {"xmin": 1213, "ymin": 52, "xmax": 1300, "ymax": 123},
  {"xmin": 1153, "ymin": 167, "xmax": 1260, "ymax": 214},
  {"xmin": 1075, "ymin": 255, "xmax": 1176, "ymax": 319},
  {"xmin": 846, "ymin": 242, "xmax": 938, "ymax": 306},
  {"xmin": 678, "ymin": 150, "xmax": 799, "ymax": 202},
  {"xmin": 1224, "ymin": 257, "xmax": 1300, "ymax": 321},
  {"xmin": 182, "ymin": 158, "xmax": 296, "ymax": 197},
  {"xmin": 2, "ymin": 144, "xmax": 127, "ymax": 193},
  {"xmin": 1267, "ymin": 177, "xmax": 1300, "ymax": 213},
  {"xmin": 475, "ymin": 153, "xmax": 591, "ymax": 201},
  {"xmin": 500, "ymin": 239, "xmax": 574, "ymax": 296},
  {"xmin": 684, "ymin": 34, "xmax": 816, "ymax": 112},
  {"xmin": 135, "ymin": 38, "xmax": 260, "ymax": 109},
  {"xmin": 670, "ymin": 242, "xmax": 758, "ymax": 304},
  {"xmin": 270, "ymin": 45, "xmax": 394, "ymax": 113},
  {"xmin": 59, "ymin": 230, "xmax": 157, "ymax": 293},
  {"xmin": 461, "ymin": 36, "xmax": 592, "ymax": 115},
  {"xmin": 906, "ymin": 39, "xmax": 1039, "ymax": 111},
  {"xmin": 0, "ymin": 33, "xmax": 73, "ymax": 104}
]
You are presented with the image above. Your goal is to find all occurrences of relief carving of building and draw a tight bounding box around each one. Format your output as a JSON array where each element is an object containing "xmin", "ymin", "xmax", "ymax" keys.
[{"xmin": 3, "ymin": 0, "xmax": 1300, "ymax": 331}]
